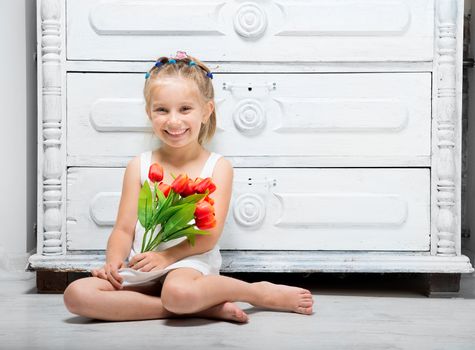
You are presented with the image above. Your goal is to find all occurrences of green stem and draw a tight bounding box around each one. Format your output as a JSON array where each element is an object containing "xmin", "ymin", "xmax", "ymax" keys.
[
  {"xmin": 141, "ymin": 228, "xmax": 150, "ymax": 253},
  {"xmin": 145, "ymin": 225, "xmax": 165, "ymax": 251},
  {"xmin": 145, "ymin": 225, "xmax": 155, "ymax": 251},
  {"xmin": 154, "ymin": 182, "xmax": 159, "ymax": 210}
]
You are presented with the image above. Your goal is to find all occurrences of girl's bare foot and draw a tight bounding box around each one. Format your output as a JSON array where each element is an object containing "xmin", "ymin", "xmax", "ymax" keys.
[
  {"xmin": 195, "ymin": 301, "xmax": 249, "ymax": 323},
  {"xmin": 252, "ymin": 281, "xmax": 314, "ymax": 315}
]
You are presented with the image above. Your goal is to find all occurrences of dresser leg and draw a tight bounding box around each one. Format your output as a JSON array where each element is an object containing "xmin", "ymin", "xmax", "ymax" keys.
[
  {"xmin": 36, "ymin": 271, "xmax": 90, "ymax": 293},
  {"xmin": 423, "ymin": 273, "xmax": 461, "ymax": 297}
]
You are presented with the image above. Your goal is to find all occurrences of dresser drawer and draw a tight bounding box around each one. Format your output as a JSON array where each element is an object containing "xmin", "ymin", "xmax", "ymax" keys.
[
  {"xmin": 67, "ymin": 167, "xmax": 429, "ymax": 251},
  {"xmin": 67, "ymin": 72, "xmax": 431, "ymax": 161},
  {"xmin": 67, "ymin": 0, "xmax": 434, "ymax": 62}
]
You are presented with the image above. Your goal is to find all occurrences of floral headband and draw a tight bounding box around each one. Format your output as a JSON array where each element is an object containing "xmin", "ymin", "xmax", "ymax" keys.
[{"xmin": 145, "ymin": 51, "xmax": 213, "ymax": 79}]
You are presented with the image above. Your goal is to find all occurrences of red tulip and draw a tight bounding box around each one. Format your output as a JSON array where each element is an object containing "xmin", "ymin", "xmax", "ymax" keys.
[
  {"xmin": 148, "ymin": 163, "xmax": 164, "ymax": 183},
  {"xmin": 195, "ymin": 200, "xmax": 215, "ymax": 219},
  {"xmin": 195, "ymin": 177, "xmax": 216, "ymax": 194},
  {"xmin": 181, "ymin": 178, "xmax": 197, "ymax": 197},
  {"xmin": 171, "ymin": 174, "xmax": 189, "ymax": 194},
  {"xmin": 192, "ymin": 177, "xmax": 203, "ymax": 190},
  {"xmin": 203, "ymin": 195, "xmax": 214, "ymax": 206},
  {"xmin": 158, "ymin": 182, "xmax": 171, "ymax": 197},
  {"xmin": 195, "ymin": 214, "xmax": 216, "ymax": 230}
]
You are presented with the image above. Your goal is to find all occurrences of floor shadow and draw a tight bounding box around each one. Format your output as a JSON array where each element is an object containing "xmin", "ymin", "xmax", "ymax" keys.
[
  {"xmin": 24, "ymin": 286, "xmax": 38, "ymax": 294},
  {"xmin": 64, "ymin": 315, "xmax": 247, "ymax": 326},
  {"xmin": 64, "ymin": 316, "xmax": 114, "ymax": 325},
  {"xmin": 64, "ymin": 316, "xmax": 163, "ymax": 325},
  {"xmin": 163, "ymin": 317, "xmax": 247, "ymax": 327}
]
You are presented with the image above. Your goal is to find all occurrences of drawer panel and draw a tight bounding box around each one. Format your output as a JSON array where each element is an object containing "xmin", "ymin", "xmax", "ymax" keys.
[
  {"xmin": 67, "ymin": 0, "xmax": 434, "ymax": 62},
  {"xmin": 67, "ymin": 167, "xmax": 430, "ymax": 251},
  {"xmin": 67, "ymin": 72, "xmax": 431, "ymax": 160}
]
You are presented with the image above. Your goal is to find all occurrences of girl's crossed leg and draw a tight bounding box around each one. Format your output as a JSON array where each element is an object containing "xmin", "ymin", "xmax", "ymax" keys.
[
  {"xmin": 160, "ymin": 268, "xmax": 314, "ymax": 316},
  {"xmin": 63, "ymin": 275, "xmax": 249, "ymax": 323}
]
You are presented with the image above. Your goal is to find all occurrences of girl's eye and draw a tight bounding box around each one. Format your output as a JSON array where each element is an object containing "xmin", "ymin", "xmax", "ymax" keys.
[
  {"xmin": 181, "ymin": 106, "xmax": 191, "ymax": 111},
  {"xmin": 155, "ymin": 108, "xmax": 166, "ymax": 112}
]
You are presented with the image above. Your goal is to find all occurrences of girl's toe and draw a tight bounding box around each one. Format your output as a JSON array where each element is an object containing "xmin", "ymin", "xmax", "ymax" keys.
[{"xmin": 297, "ymin": 306, "xmax": 313, "ymax": 315}]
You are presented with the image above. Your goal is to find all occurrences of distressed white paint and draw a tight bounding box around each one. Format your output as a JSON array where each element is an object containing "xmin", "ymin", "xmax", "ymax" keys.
[
  {"xmin": 67, "ymin": 0, "xmax": 434, "ymax": 61},
  {"xmin": 430, "ymin": 0, "xmax": 463, "ymax": 257},
  {"xmin": 37, "ymin": 0, "xmax": 67, "ymax": 256},
  {"xmin": 67, "ymin": 73, "xmax": 431, "ymax": 159},
  {"xmin": 27, "ymin": 251, "xmax": 474, "ymax": 273}
]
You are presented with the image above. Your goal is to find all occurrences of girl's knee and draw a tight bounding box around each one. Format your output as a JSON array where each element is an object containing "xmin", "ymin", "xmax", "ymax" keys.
[
  {"xmin": 63, "ymin": 279, "xmax": 84, "ymax": 314},
  {"xmin": 63, "ymin": 277, "xmax": 108, "ymax": 314},
  {"xmin": 160, "ymin": 280, "xmax": 200, "ymax": 314}
]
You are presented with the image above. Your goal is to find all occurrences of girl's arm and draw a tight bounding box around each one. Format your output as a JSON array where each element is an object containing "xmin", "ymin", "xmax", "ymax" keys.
[
  {"xmin": 105, "ymin": 156, "xmax": 142, "ymax": 265},
  {"xmin": 161, "ymin": 157, "xmax": 234, "ymax": 263}
]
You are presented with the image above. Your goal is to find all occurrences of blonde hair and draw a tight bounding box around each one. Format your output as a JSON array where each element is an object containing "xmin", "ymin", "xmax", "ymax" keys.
[{"xmin": 143, "ymin": 55, "xmax": 216, "ymax": 145}]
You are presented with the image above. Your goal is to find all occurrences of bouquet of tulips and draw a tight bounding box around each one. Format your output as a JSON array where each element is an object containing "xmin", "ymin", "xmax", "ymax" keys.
[{"xmin": 138, "ymin": 163, "xmax": 217, "ymax": 253}]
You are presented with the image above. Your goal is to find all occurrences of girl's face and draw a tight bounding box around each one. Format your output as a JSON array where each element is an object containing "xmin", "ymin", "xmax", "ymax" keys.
[{"xmin": 147, "ymin": 77, "xmax": 213, "ymax": 148}]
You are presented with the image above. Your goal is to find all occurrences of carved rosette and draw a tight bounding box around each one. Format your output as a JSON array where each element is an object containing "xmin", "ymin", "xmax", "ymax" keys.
[
  {"xmin": 41, "ymin": 0, "xmax": 63, "ymax": 255},
  {"xmin": 233, "ymin": 193, "xmax": 266, "ymax": 229},
  {"xmin": 434, "ymin": 0, "xmax": 458, "ymax": 256},
  {"xmin": 233, "ymin": 2, "xmax": 267, "ymax": 39},
  {"xmin": 233, "ymin": 99, "xmax": 266, "ymax": 135}
]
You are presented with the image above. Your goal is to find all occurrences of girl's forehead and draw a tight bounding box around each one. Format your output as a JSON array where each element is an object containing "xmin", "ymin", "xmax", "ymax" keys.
[{"xmin": 150, "ymin": 77, "xmax": 200, "ymax": 101}]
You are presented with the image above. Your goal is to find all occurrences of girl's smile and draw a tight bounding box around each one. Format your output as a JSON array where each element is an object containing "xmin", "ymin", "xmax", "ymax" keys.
[{"xmin": 164, "ymin": 128, "xmax": 189, "ymax": 138}]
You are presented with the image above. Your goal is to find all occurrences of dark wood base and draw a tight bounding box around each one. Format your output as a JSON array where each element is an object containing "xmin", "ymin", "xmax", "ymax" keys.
[
  {"xmin": 422, "ymin": 273, "xmax": 461, "ymax": 297},
  {"xmin": 34, "ymin": 270, "xmax": 463, "ymax": 296},
  {"xmin": 36, "ymin": 271, "xmax": 90, "ymax": 293}
]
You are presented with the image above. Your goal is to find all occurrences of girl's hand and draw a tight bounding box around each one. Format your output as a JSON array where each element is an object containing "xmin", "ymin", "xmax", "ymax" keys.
[
  {"xmin": 128, "ymin": 251, "xmax": 172, "ymax": 272},
  {"xmin": 91, "ymin": 261, "xmax": 126, "ymax": 290}
]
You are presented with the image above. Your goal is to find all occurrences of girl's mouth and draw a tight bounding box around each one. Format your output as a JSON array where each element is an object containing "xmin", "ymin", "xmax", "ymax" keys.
[{"xmin": 165, "ymin": 129, "xmax": 189, "ymax": 137}]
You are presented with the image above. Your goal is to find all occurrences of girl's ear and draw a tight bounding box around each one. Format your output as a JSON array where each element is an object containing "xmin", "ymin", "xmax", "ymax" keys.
[{"xmin": 203, "ymin": 100, "xmax": 215, "ymax": 123}]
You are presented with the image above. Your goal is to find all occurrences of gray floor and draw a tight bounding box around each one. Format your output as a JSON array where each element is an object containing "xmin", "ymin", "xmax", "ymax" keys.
[{"xmin": 1, "ymin": 270, "xmax": 475, "ymax": 350}]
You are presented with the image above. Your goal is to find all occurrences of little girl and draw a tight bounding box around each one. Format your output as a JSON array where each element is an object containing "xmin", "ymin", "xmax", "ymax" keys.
[{"xmin": 63, "ymin": 51, "xmax": 314, "ymax": 323}]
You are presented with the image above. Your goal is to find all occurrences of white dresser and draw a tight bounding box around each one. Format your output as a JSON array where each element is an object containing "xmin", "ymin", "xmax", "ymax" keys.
[{"xmin": 29, "ymin": 0, "xmax": 474, "ymax": 293}]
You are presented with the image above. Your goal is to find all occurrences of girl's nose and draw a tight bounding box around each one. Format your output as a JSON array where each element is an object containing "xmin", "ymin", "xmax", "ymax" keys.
[
  {"xmin": 167, "ymin": 111, "xmax": 184, "ymax": 126},
  {"xmin": 168, "ymin": 111, "xmax": 180, "ymax": 121}
]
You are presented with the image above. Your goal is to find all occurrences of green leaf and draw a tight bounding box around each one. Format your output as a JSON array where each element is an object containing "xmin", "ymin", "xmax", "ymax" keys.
[
  {"xmin": 162, "ymin": 224, "xmax": 193, "ymax": 241},
  {"xmin": 171, "ymin": 190, "xmax": 181, "ymax": 205},
  {"xmin": 151, "ymin": 189, "xmax": 174, "ymax": 223},
  {"xmin": 156, "ymin": 204, "xmax": 189, "ymax": 223},
  {"xmin": 176, "ymin": 226, "xmax": 211, "ymax": 237},
  {"xmin": 163, "ymin": 225, "xmax": 210, "ymax": 243},
  {"xmin": 163, "ymin": 204, "xmax": 196, "ymax": 236},
  {"xmin": 177, "ymin": 192, "xmax": 208, "ymax": 205},
  {"xmin": 156, "ymin": 186, "xmax": 167, "ymax": 206},
  {"xmin": 138, "ymin": 180, "xmax": 153, "ymax": 230}
]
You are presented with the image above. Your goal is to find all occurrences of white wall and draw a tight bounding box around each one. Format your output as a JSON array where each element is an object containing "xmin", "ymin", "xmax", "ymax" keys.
[{"xmin": 0, "ymin": 0, "xmax": 37, "ymax": 273}]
